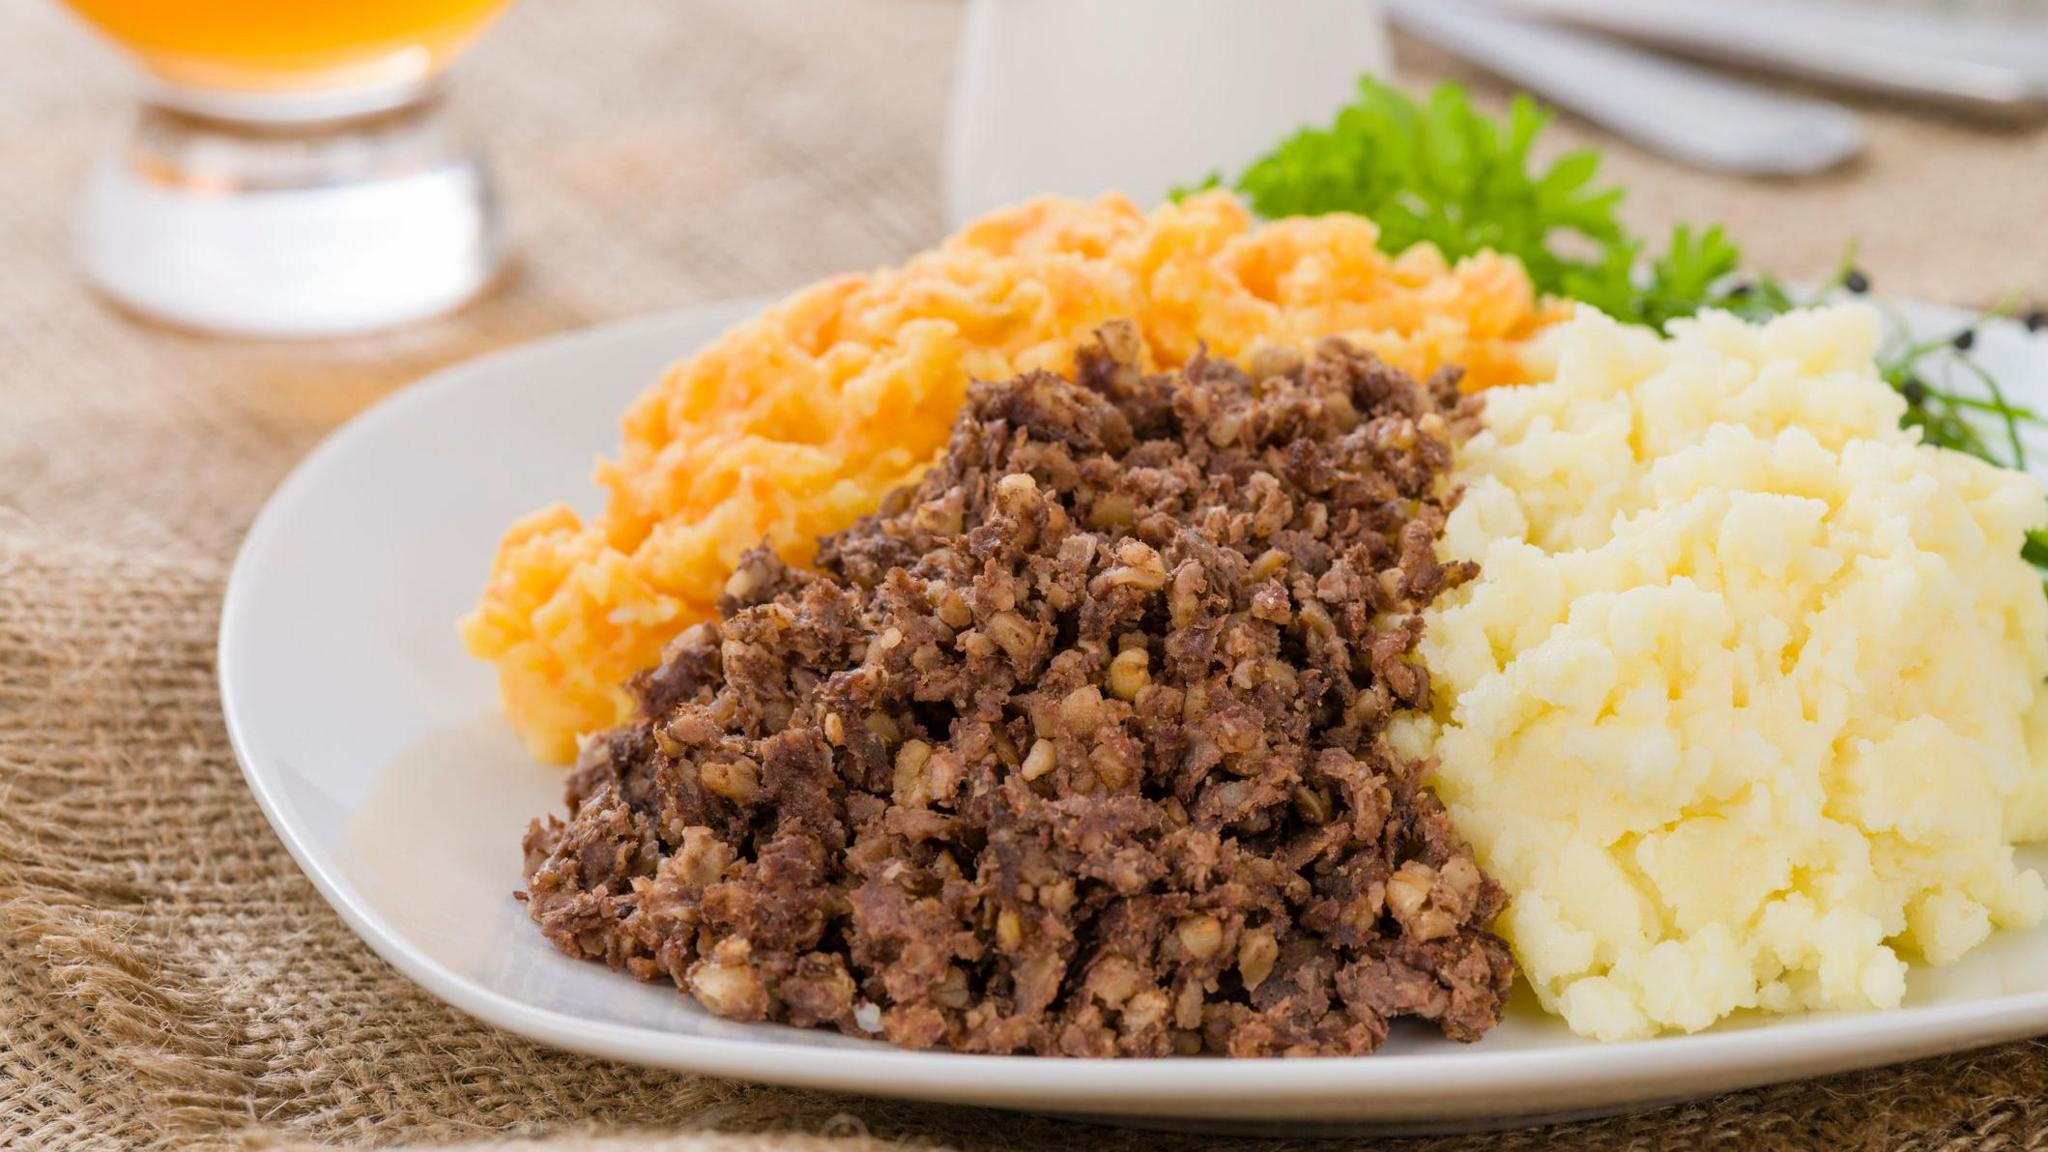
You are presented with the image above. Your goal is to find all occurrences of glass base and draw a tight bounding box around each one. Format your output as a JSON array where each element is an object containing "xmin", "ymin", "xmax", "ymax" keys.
[{"xmin": 78, "ymin": 93, "xmax": 502, "ymax": 338}]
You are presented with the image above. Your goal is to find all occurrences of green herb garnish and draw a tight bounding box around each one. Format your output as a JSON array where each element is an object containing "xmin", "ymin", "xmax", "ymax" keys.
[
  {"xmin": 1181, "ymin": 81, "xmax": 1741, "ymax": 332},
  {"xmin": 1189, "ymin": 78, "xmax": 2044, "ymax": 479}
]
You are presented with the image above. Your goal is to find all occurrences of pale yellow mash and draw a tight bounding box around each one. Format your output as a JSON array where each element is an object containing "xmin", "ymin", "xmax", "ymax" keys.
[{"xmin": 1396, "ymin": 304, "xmax": 2048, "ymax": 1040}]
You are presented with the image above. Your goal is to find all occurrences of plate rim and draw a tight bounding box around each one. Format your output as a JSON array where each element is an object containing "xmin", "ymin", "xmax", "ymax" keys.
[{"xmin": 217, "ymin": 295, "xmax": 2048, "ymax": 1119}]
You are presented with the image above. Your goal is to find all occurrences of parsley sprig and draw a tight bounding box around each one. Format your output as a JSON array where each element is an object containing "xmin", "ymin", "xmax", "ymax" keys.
[
  {"xmin": 1186, "ymin": 78, "xmax": 2044, "ymax": 477},
  {"xmin": 1182, "ymin": 81, "xmax": 1742, "ymax": 332}
]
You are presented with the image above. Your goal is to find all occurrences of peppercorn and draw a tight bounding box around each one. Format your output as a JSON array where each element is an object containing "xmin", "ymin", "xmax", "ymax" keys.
[
  {"xmin": 1901, "ymin": 377, "xmax": 1929, "ymax": 406},
  {"xmin": 2025, "ymin": 309, "xmax": 2046, "ymax": 334},
  {"xmin": 1843, "ymin": 269, "xmax": 1870, "ymax": 294},
  {"xmin": 1724, "ymin": 280, "xmax": 1753, "ymax": 300},
  {"xmin": 1953, "ymin": 329, "xmax": 1977, "ymax": 352}
]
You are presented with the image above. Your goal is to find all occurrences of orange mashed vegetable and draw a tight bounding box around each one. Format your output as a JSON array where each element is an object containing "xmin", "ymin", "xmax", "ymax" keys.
[{"xmin": 461, "ymin": 191, "xmax": 1563, "ymax": 762}]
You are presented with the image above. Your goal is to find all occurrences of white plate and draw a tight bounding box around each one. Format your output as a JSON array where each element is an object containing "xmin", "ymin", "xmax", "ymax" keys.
[{"xmin": 220, "ymin": 296, "xmax": 2048, "ymax": 1133}]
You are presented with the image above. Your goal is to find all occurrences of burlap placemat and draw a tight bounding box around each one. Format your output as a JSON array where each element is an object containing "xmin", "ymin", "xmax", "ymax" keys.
[{"xmin": 5, "ymin": 2, "xmax": 2048, "ymax": 1148}]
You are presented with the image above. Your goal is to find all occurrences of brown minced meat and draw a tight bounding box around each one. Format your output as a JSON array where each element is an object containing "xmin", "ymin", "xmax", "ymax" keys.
[{"xmin": 521, "ymin": 323, "xmax": 1514, "ymax": 1057}]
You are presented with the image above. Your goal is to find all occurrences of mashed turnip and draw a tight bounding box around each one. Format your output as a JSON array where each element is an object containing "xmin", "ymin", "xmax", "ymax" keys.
[
  {"xmin": 1396, "ymin": 304, "xmax": 2048, "ymax": 1040},
  {"xmin": 461, "ymin": 192, "xmax": 1559, "ymax": 763}
]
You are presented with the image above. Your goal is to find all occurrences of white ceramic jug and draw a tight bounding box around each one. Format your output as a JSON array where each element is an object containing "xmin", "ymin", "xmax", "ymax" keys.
[{"xmin": 946, "ymin": 0, "xmax": 1392, "ymax": 227}]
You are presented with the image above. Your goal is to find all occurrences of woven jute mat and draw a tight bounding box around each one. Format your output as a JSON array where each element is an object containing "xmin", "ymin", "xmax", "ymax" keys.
[{"xmin": 6, "ymin": 1, "xmax": 2048, "ymax": 1148}]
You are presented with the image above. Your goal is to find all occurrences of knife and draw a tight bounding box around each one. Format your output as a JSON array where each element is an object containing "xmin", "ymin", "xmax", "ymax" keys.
[
  {"xmin": 1387, "ymin": 0, "xmax": 1865, "ymax": 175},
  {"xmin": 1500, "ymin": 0, "xmax": 2048, "ymax": 119}
]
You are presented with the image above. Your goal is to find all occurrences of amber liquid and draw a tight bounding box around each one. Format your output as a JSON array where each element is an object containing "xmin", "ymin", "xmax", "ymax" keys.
[{"xmin": 62, "ymin": 0, "xmax": 512, "ymax": 92}]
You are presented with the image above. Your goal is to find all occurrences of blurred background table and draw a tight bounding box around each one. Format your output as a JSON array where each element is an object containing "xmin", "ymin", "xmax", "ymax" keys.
[{"xmin": 3, "ymin": 1, "xmax": 2046, "ymax": 1150}]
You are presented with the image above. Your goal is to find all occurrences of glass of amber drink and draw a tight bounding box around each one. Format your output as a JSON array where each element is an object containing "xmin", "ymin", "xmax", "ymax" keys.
[{"xmin": 61, "ymin": 0, "xmax": 514, "ymax": 336}]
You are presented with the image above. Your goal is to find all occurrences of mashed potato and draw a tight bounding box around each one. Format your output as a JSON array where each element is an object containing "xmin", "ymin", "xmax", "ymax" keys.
[
  {"xmin": 463, "ymin": 192, "xmax": 1561, "ymax": 762},
  {"xmin": 1395, "ymin": 304, "xmax": 2048, "ymax": 1040}
]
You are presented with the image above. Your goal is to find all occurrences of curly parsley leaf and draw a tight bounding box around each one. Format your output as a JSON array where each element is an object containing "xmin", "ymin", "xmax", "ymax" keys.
[
  {"xmin": 1201, "ymin": 79, "xmax": 2038, "ymax": 460},
  {"xmin": 1200, "ymin": 79, "xmax": 1739, "ymax": 331}
]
